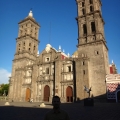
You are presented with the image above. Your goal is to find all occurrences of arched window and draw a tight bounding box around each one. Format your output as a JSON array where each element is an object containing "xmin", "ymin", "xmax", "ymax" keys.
[
  {"xmin": 82, "ymin": 2, "xmax": 84, "ymax": 7},
  {"xmin": 90, "ymin": 6, "xmax": 94, "ymax": 12},
  {"xmin": 82, "ymin": 8, "xmax": 85, "ymax": 15}
]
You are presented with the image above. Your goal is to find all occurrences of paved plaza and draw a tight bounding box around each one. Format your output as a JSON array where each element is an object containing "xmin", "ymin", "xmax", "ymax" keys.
[{"xmin": 0, "ymin": 101, "xmax": 120, "ymax": 120}]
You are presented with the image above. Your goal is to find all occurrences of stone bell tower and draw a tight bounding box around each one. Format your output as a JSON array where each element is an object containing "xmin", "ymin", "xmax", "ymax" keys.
[
  {"xmin": 9, "ymin": 11, "xmax": 40, "ymax": 101},
  {"xmin": 75, "ymin": 0, "xmax": 109, "ymax": 100}
]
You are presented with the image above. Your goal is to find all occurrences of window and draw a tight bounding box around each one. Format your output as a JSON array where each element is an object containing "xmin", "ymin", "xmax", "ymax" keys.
[
  {"xmin": 46, "ymin": 67, "xmax": 49, "ymax": 74},
  {"xmin": 45, "ymin": 57, "xmax": 50, "ymax": 62},
  {"xmin": 29, "ymin": 43, "xmax": 31, "ymax": 46},
  {"xmin": 91, "ymin": 22, "xmax": 96, "ymax": 33},
  {"xmin": 83, "ymin": 70, "xmax": 85, "ymax": 75},
  {"xmin": 83, "ymin": 24, "xmax": 87, "ymax": 35},
  {"xmin": 97, "ymin": 51, "xmax": 99, "ymax": 55},
  {"xmin": 82, "ymin": 61, "xmax": 85, "ymax": 65},
  {"xmin": 29, "ymin": 48, "xmax": 30, "ymax": 51},
  {"xmin": 90, "ymin": 6, "xmax": 94, "ymax": 12},
  {"xmin": 82, "ymin": 2, "xmax": 84, "ymax": 7},
  {"xmin": 82, "ymin": 8, "xmax": 85, "ymax": 15},
  {"xmin": 95, "ymin": 51, "xmax": 99, "ymax": 55},
  {"xmin": 67, "ymin": 66, "xmax": 71, "ymax": 72},
  {"xmin": 89, "ymin": 0, "xmax": 93, "ymax": 4}
]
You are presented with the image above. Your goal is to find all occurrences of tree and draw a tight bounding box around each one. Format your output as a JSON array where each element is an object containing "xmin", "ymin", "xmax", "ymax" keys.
[{"xmin": 0, "ymin": 84, "xmax": 9, "ymax": 96}]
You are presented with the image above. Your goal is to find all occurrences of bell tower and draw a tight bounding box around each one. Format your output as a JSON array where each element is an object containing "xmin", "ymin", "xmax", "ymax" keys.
[
  {"xmin": 9, "ymin": 11, "xmax": 40, "ymax": 101},
  {"xmin": 75, "ymin": 0, "xmax": 109, "ymax": 100},
  {"xmin": 15, "ymin": 10, "xmax": 40, "ymax": 59},
  {"xmin": 76, "ymin": 0, "xmax": 105, "ymax": 45}
]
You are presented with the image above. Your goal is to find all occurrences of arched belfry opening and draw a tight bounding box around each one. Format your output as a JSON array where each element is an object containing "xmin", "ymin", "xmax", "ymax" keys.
[
  {"xmin": 91, "ymin": 22, "xmax": 96, "ymax": 33},
  {"xmin": 25, "ymin": 88, "xmax": 31, "ymax": 102},
  {"xmin": 66, "ymin": 86, "xmax": 73, "ymax": 102},
  {"xmin": 83, "ymin": 24, "xmax": 87, "ymax": 35},
  {"xmin": 44, "ymin": 85, "xmax": 50, "ymax": 102}
]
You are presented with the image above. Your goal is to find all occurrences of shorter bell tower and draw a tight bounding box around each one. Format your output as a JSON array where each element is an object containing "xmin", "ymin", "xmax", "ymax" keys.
[{"xmin": 15, "ymin": 10, "xmax": 40, "ymax": 59}]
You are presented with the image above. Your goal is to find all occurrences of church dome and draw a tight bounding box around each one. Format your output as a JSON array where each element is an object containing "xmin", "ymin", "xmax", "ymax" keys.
[{"xmin": 72, "ymin": 50, "xmax": 78, "ymax": 58}]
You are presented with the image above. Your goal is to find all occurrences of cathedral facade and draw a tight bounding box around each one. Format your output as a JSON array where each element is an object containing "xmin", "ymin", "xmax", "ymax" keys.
[{"xmin": 8, "ymin": 0, "xmax": 110, "ymax": 102}]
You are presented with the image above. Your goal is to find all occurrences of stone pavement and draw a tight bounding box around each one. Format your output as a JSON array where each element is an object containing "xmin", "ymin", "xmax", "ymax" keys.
[{"xmin": 0, "ymin": 101, "xmax": 120, "ymax": 120}]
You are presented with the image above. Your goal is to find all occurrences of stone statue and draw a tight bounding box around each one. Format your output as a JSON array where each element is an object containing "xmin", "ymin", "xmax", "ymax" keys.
[{"xmin": 84, "ymin": 85, "xmax": 92, "ymax": 98}]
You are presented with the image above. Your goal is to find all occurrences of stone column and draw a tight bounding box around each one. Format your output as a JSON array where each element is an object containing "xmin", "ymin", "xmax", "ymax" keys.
[
  {"xmin": 41, "ymin": 83, "xmax": 44, "ymax": 102},
  {"xmin": 49, "ymin": 81, "xmax": 53, "ymax": 102},
  {"xmin": 36, "ymin": 83, "xmax": 39, "ymax": 102}
]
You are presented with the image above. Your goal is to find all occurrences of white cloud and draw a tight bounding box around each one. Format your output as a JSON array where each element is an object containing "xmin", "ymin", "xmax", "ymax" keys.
[{"xmin": 0, "ymin": 68, "xmax": 11, "ymax": 84}]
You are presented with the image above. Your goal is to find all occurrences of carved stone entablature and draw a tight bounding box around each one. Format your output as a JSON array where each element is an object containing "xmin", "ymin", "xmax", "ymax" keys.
[
  {"xmin": 16, "ymin": 34, "xmax": 40, "ymax": 42},
  {"xmin": 24, "ymin": 76, "xmax": 31, "ymax": 79},
  {"xmin": 38, "ymin": 80, "xmax": 51, "ymax": 84},
  {"xmin": 16, "ymin": 67, "xmax": 25, "ymax": 71},
  {"xmin": 61, "ymin": 80, "xmax": 73, "ymax": 86},
  {"xmin": 61, "ymin": 82, "xmax": 73, "ymax": 86},
  {"xmin": 22, "ymin": 83, "xmax": 31, "ymax": 87},
  {"xmin": 75, "ymin": 57, "xmax": 89, "ymax": 61},
  {"xmin": 61, "ymin": 71, "xmax": 73, "ymax": 74}
]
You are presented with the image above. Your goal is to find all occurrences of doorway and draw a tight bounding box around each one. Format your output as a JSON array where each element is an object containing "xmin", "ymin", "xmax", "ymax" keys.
[
  {"xmin": 44, "ymin": 85, "xmax": 50, "ymax": 102},
  {"xmin": 25, "ymin": 88, "xmax": 31, "ymax": 102},
  {"xmin": 66, "ymin": 86, "xmax": 73, "ymax": 102}
]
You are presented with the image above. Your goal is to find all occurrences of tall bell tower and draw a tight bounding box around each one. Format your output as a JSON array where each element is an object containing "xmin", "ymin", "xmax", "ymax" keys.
[
  {"xmin": 9, "ymin": 11, "xmax": 40, "ymax": 101},
  {"xmin": 75, "ymin": 0, "xmax": 109, "ymax": 100}
]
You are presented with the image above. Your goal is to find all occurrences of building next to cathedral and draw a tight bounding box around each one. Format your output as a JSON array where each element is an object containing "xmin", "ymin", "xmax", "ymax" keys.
[{"xmin": 8, "ymin": 0, "xmax": 110, "ymax": 102}]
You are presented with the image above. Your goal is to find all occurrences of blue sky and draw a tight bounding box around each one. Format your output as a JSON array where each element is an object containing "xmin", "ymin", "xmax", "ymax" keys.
[{"xmin": 0, "ymin": 0, "xmax": 120, "ymax": 84}]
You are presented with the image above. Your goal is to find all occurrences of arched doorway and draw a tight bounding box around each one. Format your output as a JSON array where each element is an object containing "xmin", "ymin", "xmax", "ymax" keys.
[
  {"xmin": 117, "ymin": 91, "xmax": 120, "ymax": 102},
  {"xmin": 25, "ymin": 88, "xmax": 31, "ymax": 102},
  {"xmin": 44, "ymin": 85, "xmax": 50, "ymax": 102},
  {"xmin": 66, "ymin": 86, "xmax": 73, "ymax": 102}
]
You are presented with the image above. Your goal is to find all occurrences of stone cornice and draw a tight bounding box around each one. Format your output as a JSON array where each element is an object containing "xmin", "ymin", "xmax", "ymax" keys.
[
  {"xmin": 13, "ymin": 57, "xmax": 35, "ymax": 62},
  {"xmin": 18, "ymin": 17, "xmax": 40, "ymax": 27},
  {"xmin": 14, "ymin": 50, "xmax": 37, "ymax": 57},
  {"xmin": 61, "ymin": 71, "xmax": 73, "ymax": 74},
  {"xmin": 77, "ymin": 39, "xmax": 108, "ymax": 50},
  {"xmin": 76, "ymin": 10, "xmax": 104, "ymax": 24},
  {"xmin": 16, "ymin": 35, "xmax": 40, "ymax": 43}
]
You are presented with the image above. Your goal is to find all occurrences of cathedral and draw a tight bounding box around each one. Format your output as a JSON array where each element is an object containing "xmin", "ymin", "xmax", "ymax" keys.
[{"xmin": 8, "ymin": 0, "xmax": 110, "ymax": 102}]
